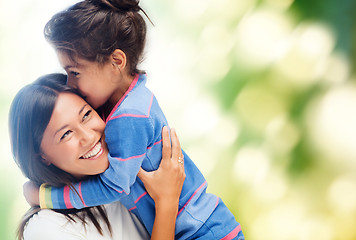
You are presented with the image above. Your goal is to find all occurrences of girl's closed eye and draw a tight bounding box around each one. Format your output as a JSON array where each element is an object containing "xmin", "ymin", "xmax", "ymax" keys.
[
  {"xmin": 70, "ymin": 71, "xmax": 79, "ymax": 77},
  {"xmin": 60, "ymin": 130, "xmax": 72, "ymax": 140}
]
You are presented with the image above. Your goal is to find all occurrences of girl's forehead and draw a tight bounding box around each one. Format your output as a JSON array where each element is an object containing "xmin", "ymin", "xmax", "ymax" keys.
[
  {"xmin": 57, "ymin": 51, "xmax": 82, "ymax": 68},
  {"xmin": 58, "ymin": 52, "xmax": 99, "ymax": 70},
  {"xmin": 57, "ymin": 52, "xmax": 74, "ymax": 65}
]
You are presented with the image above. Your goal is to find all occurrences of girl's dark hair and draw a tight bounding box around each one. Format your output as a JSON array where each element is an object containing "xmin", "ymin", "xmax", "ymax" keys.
[
  {"xmin": 44, "ymin": 0, "xmax": 150, "ymax": 76},
  {"xmin": 9, "ymin": 73, "xmax": 111, "ymax": 239}
]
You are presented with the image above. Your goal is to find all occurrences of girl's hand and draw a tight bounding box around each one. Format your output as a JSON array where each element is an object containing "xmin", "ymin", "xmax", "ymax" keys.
[
  {"xmin": 23, "ymin": 181, "xmax": 40, "ymax": 207},
  {"xmin": 137, "ymin": 126, "xmax": 185, "ymax": 209}
]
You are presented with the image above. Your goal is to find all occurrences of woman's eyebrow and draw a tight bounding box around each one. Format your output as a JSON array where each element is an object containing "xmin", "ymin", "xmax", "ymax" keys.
[
  {"xmin": 54, "ymin": 124, "xmax": 69, "ymax": 138},
  {"xmin": 79, "ymin": 104, "xmax": 89, "ymax": 115}
]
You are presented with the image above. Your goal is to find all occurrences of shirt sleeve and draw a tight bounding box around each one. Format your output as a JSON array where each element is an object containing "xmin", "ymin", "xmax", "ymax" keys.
[{"xmin": 39, "ymin": 112, "xmax": 154, "ymax": 209}]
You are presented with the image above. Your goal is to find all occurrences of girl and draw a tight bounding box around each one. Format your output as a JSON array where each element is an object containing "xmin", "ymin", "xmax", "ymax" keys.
[
  {"xmin": 10, "ymin": 73, "xmax": 185, "ymax": 239},
  {"xmin": 34, "ymin": 0, "xmax": 244, "ymax": 239}
]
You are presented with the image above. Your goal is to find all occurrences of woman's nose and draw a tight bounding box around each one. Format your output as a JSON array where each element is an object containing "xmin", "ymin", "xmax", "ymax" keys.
[{"xmin": 79, "ymin": 127, "xmax": 95, "ymax": 146}]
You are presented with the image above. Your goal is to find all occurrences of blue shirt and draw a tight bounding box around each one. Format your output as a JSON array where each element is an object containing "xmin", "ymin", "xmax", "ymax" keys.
[{"xmin": 40, "ymin": 74, "xmax": 242, "ymax": 239}]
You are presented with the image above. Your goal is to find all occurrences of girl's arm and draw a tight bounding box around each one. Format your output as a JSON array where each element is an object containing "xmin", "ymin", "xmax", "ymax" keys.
[
  {"xmin": 138, "ymin": 127, "xmax": 185, "ymax": 240},
  {"xmin": 38, "ymin": 112, "xmax": 155, "ymax": 209},
  {"xmin": 23, "ymin": 126, "xmax": 184, "ymax": 240}
]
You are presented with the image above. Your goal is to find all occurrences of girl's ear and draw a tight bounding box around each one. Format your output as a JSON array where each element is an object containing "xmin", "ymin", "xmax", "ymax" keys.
[{"xmin": 111, "ymin": 49, "xmax": 127, "ymax": 71}]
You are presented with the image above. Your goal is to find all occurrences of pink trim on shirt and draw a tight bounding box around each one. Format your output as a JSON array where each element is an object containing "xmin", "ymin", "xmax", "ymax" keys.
[
  {"xmin": 113, "ymin": 188, "xmax": 128, "ymax": 195},
  {"xmin": 111, "ymin": 113, "xmax": 149, "ymax": 119},
  {"xmin": 78, "ymin": 182, "xmax": 88, "ymax": 207},
  {"xmin": 215, "ymin": 196, "xmax": 220, "ymax": 209},
  {"xmin": 147, "ymin": 139, "xmax": 162, "ymax": 150},
  {"xmin": 220, "ymin": 225, "xmax": 242, "ymax": 240},
  {"xmin": 106, "ymin": 74, "xmax": 139, "ymax": 123},
  {"xmin": 146, "ymin": 93, "xmax": 154, "ymax": 116},
  {"xmin": 109, "ymin": 93, "xmax": 154, "ymax": 121},
  {"xmin": 177, "ymin": 181, "xmax": 207, "ymax": 216},
  {"xmin": 134, "ymin": 192, "xmax": 147, "ymax": 204},
  {"xmin": 114, "ymin": 152, "xmax": 146, "ymax": 162},
  {"xmin": 129, "ymin": 206, "xmax": 137, "ymax": 211},
  {"xmin": 63, "ymin": 186, "xmax": 74, "ymax": 209}
]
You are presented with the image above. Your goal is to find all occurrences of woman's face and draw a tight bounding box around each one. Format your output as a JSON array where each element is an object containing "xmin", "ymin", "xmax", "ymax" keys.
[{"xmin": 40, "ymin": 92, "xmax": 109, "ymax": 179}]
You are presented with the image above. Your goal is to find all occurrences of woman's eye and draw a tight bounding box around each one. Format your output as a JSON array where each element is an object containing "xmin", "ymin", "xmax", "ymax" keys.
[
  {"xmin": 83, "ymin": 110, "xmax": 92, "ymax": 121},
  {"xmin": 60, "ymin": 130, "xmax": 72, "ymax": 140}
]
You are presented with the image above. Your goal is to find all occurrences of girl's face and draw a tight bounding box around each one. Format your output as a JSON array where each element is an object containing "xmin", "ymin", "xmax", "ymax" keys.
[
  {"xmin": 40, "ymin": 92, "xmax": 109, "ymax": 179},
  {"xmin": 57, "ymin": 52, "xmax": 120, "ymax": 110}
]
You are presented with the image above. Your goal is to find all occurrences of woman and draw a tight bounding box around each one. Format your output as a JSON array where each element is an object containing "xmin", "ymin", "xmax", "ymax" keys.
[{"xmin": 9, "ymin": 73, "xmax": 185, "ymax": 240}]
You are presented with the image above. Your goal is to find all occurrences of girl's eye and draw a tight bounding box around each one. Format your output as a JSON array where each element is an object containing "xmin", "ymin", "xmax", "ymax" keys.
[
  {"xmin": 83, "ymin": 110, "xmax": 92, "ymax": 121},
  {"xmin": 60, "ymin": 130, "xmax": 72, "ymax": 140},
  {"xmin": 71, "ymin": 71, "xmax": 79, "ymax": 77}
]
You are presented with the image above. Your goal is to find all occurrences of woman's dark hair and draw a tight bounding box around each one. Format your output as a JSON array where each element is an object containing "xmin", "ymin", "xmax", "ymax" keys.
[
  {"xmin": 9, "ymin": 73, "xmax": 111, "ymax": 239},
  {"xmin": 44, "ymin": 0, "xmax": 150, "ymax": 76}
]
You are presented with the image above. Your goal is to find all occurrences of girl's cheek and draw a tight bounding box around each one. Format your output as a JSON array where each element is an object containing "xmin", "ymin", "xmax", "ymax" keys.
[{"xmin": 78, "ymin": 82, "xmax": 90, "ymax": 96}]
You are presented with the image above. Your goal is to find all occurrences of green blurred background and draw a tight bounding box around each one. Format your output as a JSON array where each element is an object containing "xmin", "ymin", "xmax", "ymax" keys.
[{"xmin": 1, "ymin": 0, "xmax": 356, "ymax": 239}]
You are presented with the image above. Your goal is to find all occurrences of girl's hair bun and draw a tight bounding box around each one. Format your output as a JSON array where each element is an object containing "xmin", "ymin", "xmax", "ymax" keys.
[{"xmin": 88, "ymin": 0, "xmax": 141, "ymax": 13}]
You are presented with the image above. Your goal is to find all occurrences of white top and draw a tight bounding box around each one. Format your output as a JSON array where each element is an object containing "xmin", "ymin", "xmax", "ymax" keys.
[{"xmin": 23, "ymin": 202, "xmax": 150, "ymax": 240}]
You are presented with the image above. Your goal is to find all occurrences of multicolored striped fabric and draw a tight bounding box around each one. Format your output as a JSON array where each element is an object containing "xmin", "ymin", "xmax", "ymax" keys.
[{"xmin": 39, "ymin": 184, "xmax": 52, "ymax": 209}]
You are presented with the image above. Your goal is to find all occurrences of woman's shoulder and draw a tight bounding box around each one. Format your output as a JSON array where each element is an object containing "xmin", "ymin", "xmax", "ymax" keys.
[
  {"xmin": 23, "ymin": 202, "xmax": 149, "ymax": 240},
  {"xmin": 23, "ymin": 209, "xmax": 85, "ymax": 240}
]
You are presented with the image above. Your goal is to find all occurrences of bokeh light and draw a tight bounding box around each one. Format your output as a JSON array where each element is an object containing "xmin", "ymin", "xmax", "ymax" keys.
[{"xmin": 2, "ymin": 0, "xmax": 356, "ymax": 239}]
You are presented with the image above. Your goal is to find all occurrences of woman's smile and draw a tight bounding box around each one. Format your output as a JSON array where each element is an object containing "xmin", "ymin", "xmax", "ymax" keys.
[{"xmin": 80, "ymin": 138, "xmax": 104, "ymax": 160}]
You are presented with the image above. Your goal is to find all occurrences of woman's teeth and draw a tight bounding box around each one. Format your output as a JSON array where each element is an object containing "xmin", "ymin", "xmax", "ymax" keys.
[{"xmin": 81, "ymin": 141, "xmax": 102, "ymax": 159}]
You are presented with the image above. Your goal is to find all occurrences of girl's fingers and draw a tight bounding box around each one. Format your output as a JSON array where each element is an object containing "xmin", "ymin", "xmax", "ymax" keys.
[{"xmin": 161, "ymin": 126, "xmax": 171, "ymax": 163}]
